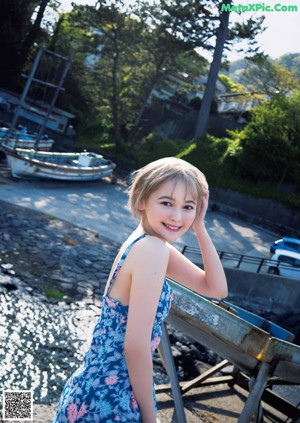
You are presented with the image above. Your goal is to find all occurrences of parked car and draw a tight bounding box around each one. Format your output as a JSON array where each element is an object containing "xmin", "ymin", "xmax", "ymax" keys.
[
  {"xmin": 270, "ymin": 237, "xmax": 300, "ymax": 254},
  {"xmin": 268, "ymin": 249, "xmax": 300, "ymax": 280}
]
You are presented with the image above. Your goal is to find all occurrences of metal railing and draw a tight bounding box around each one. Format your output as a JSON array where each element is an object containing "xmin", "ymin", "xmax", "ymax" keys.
[{"xmin": 181, "ymin": 245, "xmax": 300, "ymax": 276}]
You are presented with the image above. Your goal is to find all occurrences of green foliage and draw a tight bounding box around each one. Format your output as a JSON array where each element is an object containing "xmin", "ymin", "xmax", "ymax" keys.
[
  {"xmin": 133, "ymin": 132, "xmax": 184, "ymax": 166},
  {"xmin": 242, "ymin": 56, "xmax": 300, "ymax": 95},
  {"xmin": 176, "ymin": 50, "xmax": 208, "ymax": 76},
  {"xmin": 227, "ymin": 56, "xmax": 300, "ymax": 95},
  {"xmin": 177, "ymin": 135, "xmax": 234, "ymax": 185},
  {"xmin": 227, "ymin": 94, "xmax": 300, "ymax": 189},
  {"xmin": 275, "ymin": 53, "xmax": 300, "ymax": 79},
  {"xmin": 45, "ymin": 286, "xmax": 65, "ymax": 300},
  {"xmin": 219, "ymin": 74, "xmax": 244, "ymax": 93},
  {"xmin": 76, "ymin": 120, "xmax": 112, "ymax": 150},
  {"xmin": 44, "ymin": 215, "xmax": 56, "ymax": 221},
  {"xmin": 177, "ymin": 135, "xmax": 300, "ymax": 208},
  {"xmin": 54, "ymin": 2, "xmax": 205, "ymax": 147}
]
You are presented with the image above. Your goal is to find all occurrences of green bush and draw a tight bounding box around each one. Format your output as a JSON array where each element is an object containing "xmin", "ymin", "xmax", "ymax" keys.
[
  {"xmin": 133, "ymin": 133, "xmax": 184, "ymax": 166},
  {"xmin": 177, "ymin": 136, "xmax": 300, "ymax": 208},
  {"xmin": 177, "ymin": 135, "xmax": 231, "ymax": 184},
  {"xmin": 76, "ymin": 119, "xmax": 114, "ymax": 150}
]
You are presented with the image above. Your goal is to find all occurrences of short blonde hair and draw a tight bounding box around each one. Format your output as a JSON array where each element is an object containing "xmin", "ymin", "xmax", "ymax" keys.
[{"xmin": 128, "ymin": 157, "xmax": 208, "ymax": 219}]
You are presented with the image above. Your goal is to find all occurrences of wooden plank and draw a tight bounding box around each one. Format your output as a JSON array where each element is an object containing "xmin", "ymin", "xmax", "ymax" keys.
[
  {"xmin": 158, "ymin": 323, "xmax": 187, "ymax": 423},
  {"xmin": 238, "ymin": 362, "xmax": 271, "ymax": 423},
  {"xmin": 233, "ymin": 371, "xmax": 300, "ymax": 419},
  {"xmin": 180, "ymin": 359, "xmax": 229, "ymax": 394},
  {"xmin": 156, "ymin": 375, "xmax": 234, "ymax": 394}
]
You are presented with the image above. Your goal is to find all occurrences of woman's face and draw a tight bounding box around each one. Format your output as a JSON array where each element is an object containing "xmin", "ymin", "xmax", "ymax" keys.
[{"xmin": 139, "ymin": 178, "xmax": 197, "ymax": 242}]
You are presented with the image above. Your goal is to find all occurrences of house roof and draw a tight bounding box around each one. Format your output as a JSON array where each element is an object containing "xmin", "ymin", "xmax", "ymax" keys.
[{"xmin": 0, "ymin": 88, "xmax": 76, "ymax": 118}]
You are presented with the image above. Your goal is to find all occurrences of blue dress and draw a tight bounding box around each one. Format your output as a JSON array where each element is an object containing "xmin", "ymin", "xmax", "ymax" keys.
[{"xmin": 51, "ymin": 234, "xmax": 173, "ymax": 423}]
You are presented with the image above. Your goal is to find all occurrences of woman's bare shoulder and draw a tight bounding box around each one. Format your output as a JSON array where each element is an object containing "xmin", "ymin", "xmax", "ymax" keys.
[
  {"xmin": 141, "ymin": 235, "xmax": 168, "ymax": 251},
  {"xmin": 130, "ymin": 235, "xmax": 169, "ymax": 261}
]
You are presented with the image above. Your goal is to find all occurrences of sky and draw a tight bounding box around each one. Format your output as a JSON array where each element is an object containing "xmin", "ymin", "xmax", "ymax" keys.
[{"xmin": 58, "ymin": 0, "xmax": 300, "ymax": 62}]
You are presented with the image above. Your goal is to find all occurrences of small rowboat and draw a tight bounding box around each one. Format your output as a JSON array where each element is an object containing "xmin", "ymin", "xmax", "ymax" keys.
[
  {"xmin": 4, "ymin": 147, "xmax": 116, "ymax": 181},
  {"xmin": 0, "ymin": 127, "xmax": 54, "ymax": 151}
]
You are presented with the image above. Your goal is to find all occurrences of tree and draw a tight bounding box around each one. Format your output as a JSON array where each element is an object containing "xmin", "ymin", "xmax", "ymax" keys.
[
  {"xmin": 128, "ymin": 0, "xmax": 210, "ymax": 142},
  {"xmin": 275, "ymin": 53, "xmax": 300, "ymax": 79},
  {"xmin": 20, "ymin": 0, "xmax": 53, "ymax": 65},
  {"xmin": 134, "ymin": 1, "xmax": 265, "ymax": 142},
  {"xmin": 233, "ymin": 94, "xmax": 300, "ymax": 188},
  {"xmin": 45, "ymin": 5, "xmax": 106, "ymax": 121},
  {"xmin": 47, "ymin": 2, "xmax": 150, "ymax": 147},
  {"xmin": 194, "ymin": 0, "xmax": 231, "ymax": 141},
  {"xmin": 40, "ymin": 0, "xmax": 265, "ymax": 149},
  {"xmin": 49, "ymin": 1, "xmax": 209, "ymax": 148},
  {"xmin": 0, "ymin": 0, "xmax": 57, "ymax": 89},
  {"xmin": 194, "ymin": 1, "xmax": 265, "ymax": 141},
  {"xmin": 242, "ymin": 55, "xmax": 300, "ymax": 96}
]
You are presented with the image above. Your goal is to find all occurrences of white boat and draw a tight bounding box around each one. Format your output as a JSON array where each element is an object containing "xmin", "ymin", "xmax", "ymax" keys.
[
  {"xmin": 4, "ymin": 147, "xmax": 116, "ymax": 181},
  {"xmin": 0, "ymin": 127, "xmax": 54, "ymax": 151}
]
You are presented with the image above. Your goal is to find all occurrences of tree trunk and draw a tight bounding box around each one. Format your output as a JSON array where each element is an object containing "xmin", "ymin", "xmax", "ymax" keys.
[
  {"xmin": 194, "ymin": 0, "xmax": 231, "ymax": 142},
  {"xmin": 128, "ymin": 92, "xmax": 151, "ymax": 143},
  {"xmin": 111, "ymin": 50, "xmax": 121, "ymax": 147},
  {"xmin": 277, "ymin": 164, "xmax": 289, "ymax": 190},
  {"xmin": 128, "ymin": 56, "xmax": 166, "ymax": 143},
  {"xmin": 48, "ymin": 15, "xmax": 64, "ymax": 52},
  {"xmin": 20, "ymin": 0, "xmax": 50, "ymax": 65}
]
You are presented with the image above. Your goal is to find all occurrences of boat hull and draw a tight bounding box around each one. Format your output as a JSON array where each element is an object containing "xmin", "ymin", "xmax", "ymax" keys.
[
  {"xmin": 5, "ymin": 148, "xmax": 116, "ymax": 181},
  {"xmin": 2, "ymin": 138, "xmax": 54, "ymax": 151},
  {"xmin": 166, "ymin": 279, "xmax": 300, "ymax": 383},
  {"xmin": 0, "ymin": 127, "xmax": 54, "ymax": 151}
]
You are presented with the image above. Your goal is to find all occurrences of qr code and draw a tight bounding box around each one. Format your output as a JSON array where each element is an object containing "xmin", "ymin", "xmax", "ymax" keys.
[{"xmin": 2, "ymin": 390, "xmax": 33, "ymax": 420}]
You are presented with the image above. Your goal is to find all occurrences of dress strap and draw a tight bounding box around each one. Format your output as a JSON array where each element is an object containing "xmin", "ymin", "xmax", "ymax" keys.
[{"xmin": 106, "ymin": 233, "xmax": 148, "ymax": 294}]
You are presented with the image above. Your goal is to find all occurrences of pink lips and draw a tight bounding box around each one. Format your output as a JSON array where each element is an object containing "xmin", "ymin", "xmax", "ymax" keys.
[{"xmin": 163, "ymin": 223, "xmax": 181, "ymax": 232}]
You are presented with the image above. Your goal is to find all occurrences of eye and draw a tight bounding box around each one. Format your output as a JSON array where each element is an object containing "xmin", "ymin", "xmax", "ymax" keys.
[
  {"xmin": 184, "ymin": 205, "xmax": 195, "ymax": 210},
  {"xmin": 161, "ymin": 201, "xmax": 172, "ymax": 206}
]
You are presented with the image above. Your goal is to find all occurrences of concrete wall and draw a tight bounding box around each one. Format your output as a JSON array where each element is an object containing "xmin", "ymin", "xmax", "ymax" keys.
[
  {"xmin": 210, "ymin": 188, "xmax": 300, "ymax": 237},
  {"xmin": 225, "ymin": 267, "xmax": 300, "ymax": 314}
]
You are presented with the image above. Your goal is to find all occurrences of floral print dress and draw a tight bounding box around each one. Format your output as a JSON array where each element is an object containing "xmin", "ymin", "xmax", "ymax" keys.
[{"xmin": 51, "ymin": 234, "xmax": 173, "ymax": 423}]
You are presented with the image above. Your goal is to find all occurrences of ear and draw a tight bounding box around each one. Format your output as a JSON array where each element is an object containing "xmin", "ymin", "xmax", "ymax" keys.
[{"xmin": 138, "ymin": 199, "xmax": 145, "ymax": 212}]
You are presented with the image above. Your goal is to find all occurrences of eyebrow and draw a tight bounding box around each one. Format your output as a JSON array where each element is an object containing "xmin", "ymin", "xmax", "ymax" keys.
[{"xmin": 158, "ymin": 195, "xmax": 196, "ymax": 205}]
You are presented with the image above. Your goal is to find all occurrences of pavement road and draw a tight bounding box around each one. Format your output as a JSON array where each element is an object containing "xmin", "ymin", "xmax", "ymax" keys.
[{"xmin": 0, "ymin": 175, "xmax": 277, "ymax": 258}]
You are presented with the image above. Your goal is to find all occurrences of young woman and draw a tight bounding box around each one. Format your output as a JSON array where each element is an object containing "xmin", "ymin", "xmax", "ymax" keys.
[{"xmin": 51, "ymin": 157, "xmax": 227, "ymax": 423}]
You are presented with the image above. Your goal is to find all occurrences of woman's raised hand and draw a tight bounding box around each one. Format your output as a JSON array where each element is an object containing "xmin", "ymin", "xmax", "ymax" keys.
[{"xmin": 193, "ymin": 189, "xmax": 209, "ymax": 232}]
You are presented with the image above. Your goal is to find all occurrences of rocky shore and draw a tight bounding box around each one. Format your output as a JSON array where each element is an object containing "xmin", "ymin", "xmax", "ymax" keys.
[{"xmin": 1, "ymin": 199, "xmax": 299, "ymax": 423}]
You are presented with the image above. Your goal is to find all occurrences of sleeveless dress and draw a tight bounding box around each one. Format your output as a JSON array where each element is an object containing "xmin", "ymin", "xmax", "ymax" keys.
[{"xmin": 51, "ymin": 233, "xmax": 173, "ymax": 423}]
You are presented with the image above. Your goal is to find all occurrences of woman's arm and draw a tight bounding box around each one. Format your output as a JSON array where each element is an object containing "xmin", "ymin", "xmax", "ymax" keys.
[
  {"xmin": 124, "ymin": 237, "xmax": 169, "ymax": 423},
  {"xmin": 167, "ymin": 191, "xmax": 228, "ymax": 299}
]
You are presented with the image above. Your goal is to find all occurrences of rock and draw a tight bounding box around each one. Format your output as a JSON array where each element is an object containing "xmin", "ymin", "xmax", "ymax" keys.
[{"xmin": 1, "ymin": 281, "xmax": 18, "ymax": 291}]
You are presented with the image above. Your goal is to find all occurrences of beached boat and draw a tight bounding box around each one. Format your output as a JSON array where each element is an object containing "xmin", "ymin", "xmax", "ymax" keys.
[
  {"xmin": 158, "ymin": 279, "xmax": 300, "ymax": 422},
  {"xmin": 4, "ymin": 147, "xmax": 116, "ymax": 181},
  {"xmin": 0, "ymin": 127, "xmax": 54, "ymax": 151}
]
